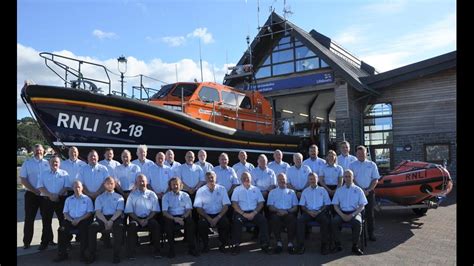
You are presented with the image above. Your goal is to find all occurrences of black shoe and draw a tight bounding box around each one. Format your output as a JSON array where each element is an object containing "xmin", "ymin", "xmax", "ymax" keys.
[
  {"xmin": 154, "ymin": 251, "xmax": 162, "ymax": 259},
  {"xmin": 352, "ymin": 246, "xmax": 364, "ymax": 255},
  {"xmin": 128, "ymin": 255, "xmax": 136, "ymax": 260},
  {"xmin": 261, "ymin": 244, "xmax": 272, "ymax": 254},
  {"xmin": 85, "ymin": 254, "xmax": 96, "ymax": 264},
  {"xmin": 49, "ymin": 240, "xmax": 57, "ymax": 246},
  {"xmin": 274, "ymin": 245, "xmax": 283, "ymax": 254},
  {"xmin": 23, "ymin": 244, "xmax": 30, "ymax": 249},
  {"xmin": 112, "ymin": 256, "xmax": 120, "ymax": 264},
  {"xmin": 296, "ymin": 246, "xmax": 305, "ymax": 255},
  {"xmin": 321, "ymin": 245, "xmax": 330, "ymax": 255},
  {"xmin": 201, "ymin": 244, "xmax": 210, "ymax": 253},
  {"xmin": 369, "ymin": 234, "xmax": 377, "ymax": 241},
  {"xmin": 53, "ymin": 254, "xmax": 68, "ymax": 262},
  {"xmin": 288, "ymin": 246, "xmax": 296, "ymax": 255},
  {"xmin": 188, "ymin": 249, "xmax": 200, "ymax": 257},
  {"xmin": 231, "ymin": 245, "xmax": 240, "ymax": 255},
  {"xmin": 218, "ymin": 244, "xmax": 227, "ymax": 253},
  {"xmin": 79, "ymin": 255, "xmax": 88, "ymax": 262},
  {"xmin": 168, "ymin": 249, "xmax": 176, "ymax": 258},
  {"xmin": 38, "ymin": 243, "xmax": 48, "ymax": 251},
  {"xmin": 332, "ymin": 243, "xmax": 342, "ymax": 253}
]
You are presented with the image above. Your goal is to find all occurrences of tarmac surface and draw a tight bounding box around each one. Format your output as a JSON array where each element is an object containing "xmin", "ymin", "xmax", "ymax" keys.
[{"xmin": 17, "ymin": 186, "xmax": 456, "ymax": 265}]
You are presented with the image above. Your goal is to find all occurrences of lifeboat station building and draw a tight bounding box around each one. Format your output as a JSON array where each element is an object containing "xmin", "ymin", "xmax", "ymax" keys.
[{"xmin": 224, "ymin": 12, "xmax": 456, "ymax": 177}]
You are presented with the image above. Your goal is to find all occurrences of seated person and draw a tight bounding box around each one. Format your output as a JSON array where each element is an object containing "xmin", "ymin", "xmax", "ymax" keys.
[
  {"xmin": 331, "ymin": 169, "xmax": 367, "ymax": 256},
  {"xmin": 230, "ymin": 172, "xmax": 271, "ymax": 255},
  {"xmin": 162, "ymin": 177, "xmax": 199, "ymax": 258},
  {"xmin": 194, "ymin": 171, "xmax": 231, "ymax": 253},
  {"xmin": 124, "ymin": 174, "xmax": 161, "ymax": 260},
  {"xmin": 267, "ymin": 173, "xmax": 298, "ymax": 254}
]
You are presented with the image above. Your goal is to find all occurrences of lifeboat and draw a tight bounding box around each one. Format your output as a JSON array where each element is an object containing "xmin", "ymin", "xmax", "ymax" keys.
[{"xmin": 375, "ymin": 160, "xmax": 453, "ymax": 206}]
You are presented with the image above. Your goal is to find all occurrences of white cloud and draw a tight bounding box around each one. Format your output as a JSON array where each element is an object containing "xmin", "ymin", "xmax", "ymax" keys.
[
  {"xmin": 362, "ymin": 0, "xmax": 407, "ymax": 14},
  {"xmin": 333, "ymin": 26, "xmax": 366, "ymax": 46},
  {"xmin": 92, "ymin": 29, "xmax": 118, "ymax": 40},
  {"xmin": 359, "ymin": 12, "xmax": 456, "ymax": 72},
  {"xmin": 161, "ymin": 36, "xmax": 186, "ymax": 47},
  {"xmin": 17, "ymin": 44, "xmax": 229, "ymax": 118},
  {"xmin": 187, "ymin": 27, "xmax": 215, "ymax": 44}
]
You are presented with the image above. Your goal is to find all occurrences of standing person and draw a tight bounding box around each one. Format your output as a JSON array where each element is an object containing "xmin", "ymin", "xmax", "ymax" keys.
[
  {"xmin": 148, "ymin": 152, "xmax": 172, "ymax": 200},
  {"xmin": 197, "ymin": 149, "xmax": 214, "ymax": 173},
  {"xmin": 232, "ymin": 150, "xmax": 255, "ymax": 180},
  {"xmin": 132, "ymin": 145, "xmax": 155, "ymax": 178},
  {"xmin": 230, "ymin": 172, "xmax": 271, "ymax": 255},
  {"xmin": 20, "ymin": 144, "xmax": 50, "ymax": 250},
  {"xmin": 164, "ymin": 149, "xmax": 181, "ymax": 173},
  {"xmin": 79, "ymin": 150, "xmax": 109, "ymax": 201},
  {"xmin": 213, "ymin": 153, "xmax": 240, "ymax": 196},
  {"xmin": 194, "ymin": 171, "xmax": 231, "ymax": 253},
  {"xmin": 337, "ymin": 141, "xmax": 357, "ymax": 171},
  {"xmin": 162, "ymin": 177, "xmax": 199, "ymax": 258},
  {"xmin": 175, "ymin": 151, "xmax": 205, "ymax": 200},
  {"xmin": 349, "ymin": 145, "xmax": 380, "ymax": 241},
  {"xmin": 331, "ymin": 169, "xmax": 367, "ymax": 255},
  {"xmin": 114, "ymin": 149, "xmax": 141, "ymax": 199},
  {"xmin": 286, "ymin": 153, "xmax": 312, "ymax": 199},
  {"xmin": 86, "ymin": 176, "xmax": 125, "ymax": 264},
  {"xmin": 37, "ymin": 155, "xmax": 68, "ymax": 251},
  {"xmin": 250, "ymin": 154, "xmax": 277, "ymax": 200},
  {"xmin": 61, "ymin": 146, "xmax": 87, "ymax": 197},
  {"xmin": 125, "ymin": 174, "xmax": 162, "ymax": 260},
  {"xmin": 303, "ymin": 144, "xmax": 326, "ymax": 174},
  {"xmin": 267, "ymin": 173, "xmax": 298, "ymax": 254},
  {"xmin": 99, "ymin": 148, "xmax": 121, "ymax": 176},
  {"xmin": 295, "ymin": 172, "xmax": 332, "ymax": 255},
  {"xmin": 268, "ymin": 149, "xmax": 290, "ymax": 176},
  {"xmin": 53, "ymin": 180, "xmax": 94, "ymax": 262},
  {"xmin": 319, "ymin": 150, "xmax": 344, "ymax": 198}
]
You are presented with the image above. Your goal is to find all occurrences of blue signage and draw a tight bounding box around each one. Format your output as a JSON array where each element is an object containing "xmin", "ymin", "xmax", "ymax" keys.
[{"xmin": 237, "ymin": 72, "xmax": 334, "ymax": 93}]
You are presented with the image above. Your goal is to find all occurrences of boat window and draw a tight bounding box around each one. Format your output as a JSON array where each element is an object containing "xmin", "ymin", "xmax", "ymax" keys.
[
  {"xmin": 151, "ymin": 84, "xmax": 175, "ymax": 99},
  {"xmin": 222, "ymin": 91, "xmax": 237, "ymax": 106},
  {"xmin": 171, "ymin": 83, "xmax": 198, "ymax": 98},
  {"xmin": 199, "ymin": 86, "xmax": 220, "ymax": 103},
  {"xmin": 239, "ymin": 96, "xmax": 252, "ymax": 109}
]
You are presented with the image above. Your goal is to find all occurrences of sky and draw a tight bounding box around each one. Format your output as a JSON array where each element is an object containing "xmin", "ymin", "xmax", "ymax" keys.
[{"xmin": 17, "ymin": 0, "xmax": 456, "ymax": 119}]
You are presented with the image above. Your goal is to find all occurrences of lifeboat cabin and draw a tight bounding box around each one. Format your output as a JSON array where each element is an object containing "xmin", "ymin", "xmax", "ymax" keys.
[{"xmin": 149, "ymin": 82, "xmax": 273, "ymax": 134}]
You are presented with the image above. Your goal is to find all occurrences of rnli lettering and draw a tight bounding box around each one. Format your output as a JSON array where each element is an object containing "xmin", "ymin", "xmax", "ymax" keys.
[
  {"xmin": 56, "ymin": 112, "xmax": 144, "ymax": 138},
  {"xmin": 405, "ymin": 171, "xmax": 426, "ymax": 181}
]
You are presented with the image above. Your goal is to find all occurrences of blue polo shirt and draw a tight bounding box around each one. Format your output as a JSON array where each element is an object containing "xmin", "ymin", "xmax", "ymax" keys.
[
  {"xmin": 162, "ymin": 191, "xmax": 192, "ymax": 216},
  {"xmin": 332, "ymin": 184, "xmax": 368, "ymax": 212},
  {"xmin": 231, "ymin": 184, "xmax": 264, "ymax": 211},
  {"xmin": 124, "ymin": 189, "xmax": 160, "ymax": 217},
  {"xmin": 95, "ymin": 191, "xmax": 124, "ymax": 215},
  {"xmin": 194, "ymin": 184, "xmax": 230, "ymax": 215},
  {"xmin": 349, "ymin": 159, "xmax": 380, "ymax": 189},
  {"xmin": 20, "ymin": 157, "xmax": 50, "ymax": 192},
  {"xmin": 267, "ymin": 187, "xmax": 298, "ymax": 210},
  {"xmin": 299, "ymin": 186, "xmax": 331, "ymax": 211},
  {"xmin": 213, "ymin": 165, "xmax": 240, "ymax": 192},
  {"xmin": 64, "ymin": 194, "xmax": 94, "ymax": 219}
]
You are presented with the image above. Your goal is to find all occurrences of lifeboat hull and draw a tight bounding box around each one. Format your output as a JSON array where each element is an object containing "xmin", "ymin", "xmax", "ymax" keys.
[
  {"xmin": 375, "ymin": 161, "xmax": 453, "ymax": 205},
  {"xmin": 21, "ymin": 84, "xmax": 302, "ymax": 164}
]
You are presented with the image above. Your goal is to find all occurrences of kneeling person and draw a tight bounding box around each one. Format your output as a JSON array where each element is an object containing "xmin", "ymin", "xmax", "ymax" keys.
[
  {"xmin": 87, "ymin": 176, "xmax": 125, "ymax": 264},
  {"xmin": 194, "ymin": 171, "xmax": 231, "ymax": 253}
]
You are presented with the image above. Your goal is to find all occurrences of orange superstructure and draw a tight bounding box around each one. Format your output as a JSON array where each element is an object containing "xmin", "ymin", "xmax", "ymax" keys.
[{"xmin": 149, "ymin": 82, "xmax": 274, "ymax": 134}]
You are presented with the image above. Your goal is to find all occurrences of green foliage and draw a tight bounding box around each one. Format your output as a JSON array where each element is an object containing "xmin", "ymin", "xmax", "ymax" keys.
[{"xmin": 17, "ymin": 117, "xmax": 48, "ymax": 151}]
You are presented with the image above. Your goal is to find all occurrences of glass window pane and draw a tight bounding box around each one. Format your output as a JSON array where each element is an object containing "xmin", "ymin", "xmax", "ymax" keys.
[
  {"xmin": 221, "ymin": 91, "xmax": 237, "ymax": 106},
  {"xmin": 320, "ymin": 59, "xmax": 329, "ymax": 68},
  {"xmin": 262, "ymin": 55, "xmax": 271, "ymax": 65},
  {"xmin": 296, "ymin": 58, "xmax": 320, "ymax": 72},
  {"xmin": 171, "ymin": 83, "xmax": 198, "ymax": 98},
  {"xmin": 198, "ymin": 86, "xmax": 220, "ymax": 102},
  {"xmin": 273, "ymin": 62, "xmax": 294, "ymax": 76},
  {"xmin": 295, "ymin": 46, "xmax": 316, "ymax": 59},
  {"xmin": 272, "ymin": 49, "xmax": 294, "ymax": 63},
  {"xmin": 255, "ymin": 66, "xmax": 271, "ymax": 79}
]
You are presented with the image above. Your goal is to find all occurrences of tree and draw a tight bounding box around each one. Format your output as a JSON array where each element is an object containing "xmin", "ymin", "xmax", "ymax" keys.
[{"xmin": 17, "ymin": 117, "xmax": 48, "ymax": 151}]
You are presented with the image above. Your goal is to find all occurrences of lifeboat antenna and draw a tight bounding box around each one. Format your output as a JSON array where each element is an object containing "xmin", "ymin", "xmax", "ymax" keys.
[{"xmin": 199, "ymin": 38, "xmax": 204, "ymax": 82}]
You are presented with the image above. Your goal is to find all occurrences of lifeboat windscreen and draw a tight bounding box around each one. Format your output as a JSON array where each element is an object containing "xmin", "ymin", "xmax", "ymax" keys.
[
  {"xmin": 171, "ymin": 83, "xmax": 198, "ymax": 98},
  {"xmin": 151, "ymin": 84, "xmax": 175, "ymax": 99}
]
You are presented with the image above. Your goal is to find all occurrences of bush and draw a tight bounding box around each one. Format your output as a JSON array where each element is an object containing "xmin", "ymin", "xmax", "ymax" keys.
[{"xmin": 17, "ymin": 156, "xmax": 27, "ymax": 166}]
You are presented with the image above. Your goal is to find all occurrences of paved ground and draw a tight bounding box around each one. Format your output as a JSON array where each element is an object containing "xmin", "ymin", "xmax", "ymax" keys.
[{"xmin": 17, "ymin": 186, "xmax": 456, "ymax": 265}]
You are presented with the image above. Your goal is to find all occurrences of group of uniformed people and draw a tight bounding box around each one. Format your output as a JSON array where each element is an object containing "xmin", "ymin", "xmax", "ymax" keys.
[{"xmin": 19, "ymin": 141, "xmax": 380, "ymax": 263}]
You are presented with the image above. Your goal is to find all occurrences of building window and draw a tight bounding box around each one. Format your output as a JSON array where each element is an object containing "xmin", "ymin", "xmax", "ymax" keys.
[
  {"xmin": 364, "ymin": 103, "xmax": 393, "ymax": 146},
  {"xmin": 254, "ymin": 35, "xmax": 331, "ymax": 79},
  {"xmin": 424, "ymin": 143, "xmax": 450, "ymax": 165}
]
